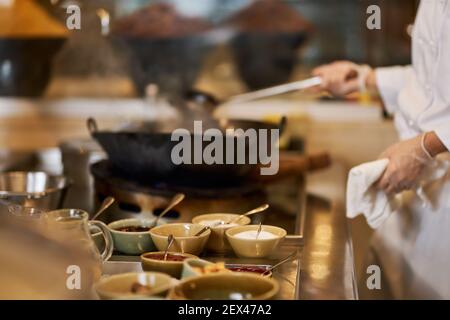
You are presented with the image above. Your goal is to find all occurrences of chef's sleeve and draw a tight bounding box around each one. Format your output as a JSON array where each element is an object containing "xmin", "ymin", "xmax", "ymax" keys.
[
  {"xmin": 375, "ymin": 66, "xmax": 413, "ymax": 115},
  {"xmin": 434, "ymin": 125, "xmax": 450, "ymax": 152}
]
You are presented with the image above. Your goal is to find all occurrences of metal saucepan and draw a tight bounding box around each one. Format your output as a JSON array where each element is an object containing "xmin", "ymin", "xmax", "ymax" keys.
[{"xmin": 0, "ymin": 172, "xmax": 70, "ymax": 210}]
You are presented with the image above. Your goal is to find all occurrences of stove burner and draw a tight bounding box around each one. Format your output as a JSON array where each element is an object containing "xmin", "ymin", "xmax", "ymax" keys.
[
  {"xmin": 91, "ymin": 160, "xmax": 262, "ymax": 198},
  {"xmin": 90, "ymin": 160, "xmax": 266, "ymax": 223}
]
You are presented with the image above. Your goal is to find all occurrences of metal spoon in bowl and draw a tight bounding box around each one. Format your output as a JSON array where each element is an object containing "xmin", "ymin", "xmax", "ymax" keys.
[
  {"xmin": 229, "ymin": 204, "xmax": 269, "ymax": 224},
  {"xmin": 150, "ymin": 193, "xmax": 185, "ymax": 229},
  {"xmin": 262, "ymin": 251, "xmax": 298, "ymax": 277},
  {"xmin": 194, "ymin": 204, "xmax": 269, "ymax": 236},
  {"xmin": 255, "ymin": 222, "xmax": 263, "ymax": 240},
  {"xmin": 163, "ymin": 234, "xmax": 175, "ymax": 261},
  {"xmin": 91, "ymin": 196, "xmax": 115, "ymax": 221}
]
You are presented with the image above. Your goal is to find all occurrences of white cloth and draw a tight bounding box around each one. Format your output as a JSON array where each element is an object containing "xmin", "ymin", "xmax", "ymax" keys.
[
  {"xmin": 375, "ymin": 0, "xmax": 450, "ymax": 149},
  {"xmin": 347, "ymin": 158, "xmax": 450, "ymax": 229},
  {"xmin": 346, "ymin": 159, "xmax": 391, "ymax": 229},
  {"xmin": 368, "ymin": 1, "xmax": 450, "ymax": 297}
]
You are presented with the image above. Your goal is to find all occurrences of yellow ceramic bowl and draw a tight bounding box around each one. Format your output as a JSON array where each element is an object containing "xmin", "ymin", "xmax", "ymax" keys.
[
  {"xmin": 168, "ymin": 273, "xmax": 279, "ymax": 300},
  {"xmin": 94, "ymin": 272, "xmax": 175, "ymax": 300},
  {"xmin": 226, "ymin": 225, "xmax": 287, "ymax": 258},
  {"xmin": 141, "ymin": 251, "xmax": 199, "ymax": 279},
  {"xmin": 192, "ymin": 213, "xmax": 251, "ymax": 253},
  {"xmin": 149, "ymin": 223, "xmax": 211, "ymax": 256}
]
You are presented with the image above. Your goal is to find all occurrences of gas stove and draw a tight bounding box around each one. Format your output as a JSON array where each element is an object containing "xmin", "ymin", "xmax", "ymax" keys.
[{"xmin": 90, "ymin": 159, "xmax": 303, "ymax": 235}]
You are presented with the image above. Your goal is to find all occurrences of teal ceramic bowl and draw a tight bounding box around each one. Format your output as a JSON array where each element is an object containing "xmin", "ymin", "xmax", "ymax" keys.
[{"xmin": 108, "ymin": 218, "xmax": 163, "ymax": 255}]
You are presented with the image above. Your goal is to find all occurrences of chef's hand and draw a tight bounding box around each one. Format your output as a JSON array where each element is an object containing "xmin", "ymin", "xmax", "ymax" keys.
[
  {"xmin": 312, "ymin": 61, "xmax": 377, "ymax": 97},
  {"xmin": 376, "ymin": 136, "xmax": 431, "ymax": 194}
]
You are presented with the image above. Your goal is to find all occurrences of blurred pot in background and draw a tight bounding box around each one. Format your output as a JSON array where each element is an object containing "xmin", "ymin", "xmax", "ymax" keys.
[
  {"xmin": 112, "ymin": 3, "xmax": 214, "ymax": 100},
  {"xmin": 45, "ymin": 4, "xmax": 138, "ymax": 98},
  {"xmin": 0, "ymin": 0, "xmax": 67, "ymax": 96},
  {"xmin": 226, "ymin": 0, "xmax": 313, "ymax": 90}
]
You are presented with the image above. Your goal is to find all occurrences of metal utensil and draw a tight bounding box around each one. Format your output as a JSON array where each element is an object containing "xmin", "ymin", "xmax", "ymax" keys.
[
  {"xmin": 256, "ymin": 222, "xmax": 263, "ymax": 240},
  {"xmin": 227, "ymin": 76, "xmax": 322, "ymax": 104},
  {"xmin": 262, "ymin": 251, "xmax": 298, "ymax": 276},
  {"xmin": 91, "ymin": 196, "xmax": 115, "ymax": 221},
  {"xmin": 230, "ymin": 204, "xmax": 269, "ymax": 224},
  {"xmin": 194, "ymin": 226, "xmax": 211, "ymax": 237},
  {"xmin": 150, "ymin": 193, "xmax": 185, "ymax": 229},
  {"xmin": 163, "ymin": 234, "xmax": 175, "ymax": 261}
]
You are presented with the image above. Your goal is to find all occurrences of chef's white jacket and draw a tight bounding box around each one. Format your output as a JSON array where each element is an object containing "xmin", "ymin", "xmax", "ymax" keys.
[
  {"xmin": 376, "ymin": 0, "xmax": 450, "ymax": 148},
  {"xmin": 363, "ymin": 0, "xmax": 450, "ymax": 299}
]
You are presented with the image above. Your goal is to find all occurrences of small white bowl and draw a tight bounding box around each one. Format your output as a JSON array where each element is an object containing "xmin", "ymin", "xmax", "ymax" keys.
[{"xmin": 226, "ymin": 225, "xmax": 287, "ymax": 258}]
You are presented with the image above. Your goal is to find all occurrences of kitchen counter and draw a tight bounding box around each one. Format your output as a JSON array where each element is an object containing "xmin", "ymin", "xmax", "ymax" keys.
[{"xmin": 2, "ymin": 148, "xmax": 357, "ymax": 300}]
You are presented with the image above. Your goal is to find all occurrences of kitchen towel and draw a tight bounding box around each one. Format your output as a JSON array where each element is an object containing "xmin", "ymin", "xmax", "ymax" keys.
[
  {"xmin": 346, "ymin": 159, "xmax": 391, "ymax": 229},
  {"xmin": 347, "ymin": 158, "xmax": 450, "ymax": 229}
]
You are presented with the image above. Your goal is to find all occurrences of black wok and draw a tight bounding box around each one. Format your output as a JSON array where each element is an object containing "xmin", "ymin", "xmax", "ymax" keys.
[{"xmin": 87, "ymin": 113, "xmax": 285, "ymax": 187}]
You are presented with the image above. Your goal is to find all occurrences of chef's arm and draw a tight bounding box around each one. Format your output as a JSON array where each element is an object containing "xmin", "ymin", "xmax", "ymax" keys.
[
  {"xmin": 312, "ymin": 62, "xmax": 412, "ymax": 106},
  {"xmin": 375, "ymin": 66, "xmax": 413, "ymax": 115}
]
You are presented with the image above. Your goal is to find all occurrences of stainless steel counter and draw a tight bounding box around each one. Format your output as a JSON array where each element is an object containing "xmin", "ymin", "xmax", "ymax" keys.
[{"xmin": 1, "ymin": 148, "xmax": 358, "ymax": 300}]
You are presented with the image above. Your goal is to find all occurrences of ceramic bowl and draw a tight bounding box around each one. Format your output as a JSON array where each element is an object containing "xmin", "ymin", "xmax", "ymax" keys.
[
  {"xmin": 149, "ymin": 223, "xmax": 211, "ymax": 255},
  {"xmin": 94, "ymin": 272, "xmax": 176, "ymax": 300},
  {"xmin": 226, "ymin": 225, "xmax": 287, "ymax": 258},
  {"xmin": 108, "ymin": 218, "xmax": 162, "ymax": 255},
  {"xmin": 181, "ymin": 258, "xmax": 230, "ymax": 279},
  {"xmin": 141, "ymin": 251, "xmax": 199, "ymax": 278},
  {"xmin": 192, "ymin": 213, "xmax": 251, "ymax": 253},
  {"xmin": 168, "ymin": 273, "xmax": 279, "ymax": 300}
]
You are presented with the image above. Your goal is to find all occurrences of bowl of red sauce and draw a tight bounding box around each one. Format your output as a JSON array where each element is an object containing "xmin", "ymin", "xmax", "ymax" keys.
[
  {"xmin": 108, "ymin": 218, "xmax": 165, "ymax": 255},
  {"xmin": 141, "ymin": 251, "xmax": 199, "ymax": 278}
]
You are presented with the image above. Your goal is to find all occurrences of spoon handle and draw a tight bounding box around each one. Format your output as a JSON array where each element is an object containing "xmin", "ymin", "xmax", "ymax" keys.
[
  {"xmin": 255, "ymin": 222, "xmax": 262, "ymax": 240},
  {"xmin": 163, "ymin": 234, "xmax": 175, "ymax": 261},
  {"xmin": 91, "ymin": 196, "xmax": 115, "ymax": 221},
  {"xmin": 154, "ymin": 193, "xmax": 185, "ymax": 226},
  {"xmin": 268, "ymin": 251, "xmax": 298, "ymax": 272},
  {"xmin": 194, "ymin": 225, "xmax": 211, "ymax": 237},
  {"xmin": 231, "ymin": 203, "xmax": 269, "ymax": 224}
]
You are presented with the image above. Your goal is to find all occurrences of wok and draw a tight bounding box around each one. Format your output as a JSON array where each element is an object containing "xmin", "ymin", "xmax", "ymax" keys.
[{"xmin": 88, "ymin": 115, "xmax": 285, "ymax": 187}]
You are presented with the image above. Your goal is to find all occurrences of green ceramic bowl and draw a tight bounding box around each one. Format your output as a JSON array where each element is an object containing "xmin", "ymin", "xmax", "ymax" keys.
[{"xmin": 108, "ymin": 218, "xmax": 163, "ymax": 255}]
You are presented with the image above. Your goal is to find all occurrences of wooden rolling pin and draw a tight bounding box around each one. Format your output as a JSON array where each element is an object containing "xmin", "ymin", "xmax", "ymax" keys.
[{"xmin": 248, "ymin": 151, "xmax": 331, "ymax": 184}]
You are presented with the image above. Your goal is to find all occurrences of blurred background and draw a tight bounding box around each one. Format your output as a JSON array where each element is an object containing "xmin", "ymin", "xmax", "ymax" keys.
[
  {"xmin": 0, "ymin": 0, "xmax": 420, "ymax": 299},
  {"xmin": 0, "ymin": 0, "xmax": 418, "ymax": 99}
]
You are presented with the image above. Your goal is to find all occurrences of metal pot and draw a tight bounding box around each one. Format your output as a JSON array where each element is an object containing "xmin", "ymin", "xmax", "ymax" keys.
[{"xmin": 0, "ymin": 172, "xmax": 70, "ymax": 211}]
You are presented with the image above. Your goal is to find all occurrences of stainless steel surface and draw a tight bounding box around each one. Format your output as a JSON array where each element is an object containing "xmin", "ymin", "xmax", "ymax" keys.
[
  {"xmin": 107, "ymin": 177, "xmax": 308, "ymax": 300},
  {"xmin": 60, "ymin": 138, "xmax": 106, "ymax": 213},
  {"xmin": 0, "ymin": 171, "xmax": 69, "ymax": 210},
  {"xmin": 228, "ymin": 76, "xmax": 322, "ymax": 104},
  {"xmin": 2, "ymin": 149, "xmax": 357, "ymax": 300}
]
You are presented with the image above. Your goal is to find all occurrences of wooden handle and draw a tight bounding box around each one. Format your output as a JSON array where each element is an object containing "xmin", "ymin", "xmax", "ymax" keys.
[{"xmin": 248, "ymin": 151, "xmax": 331, "ymax": 183}]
